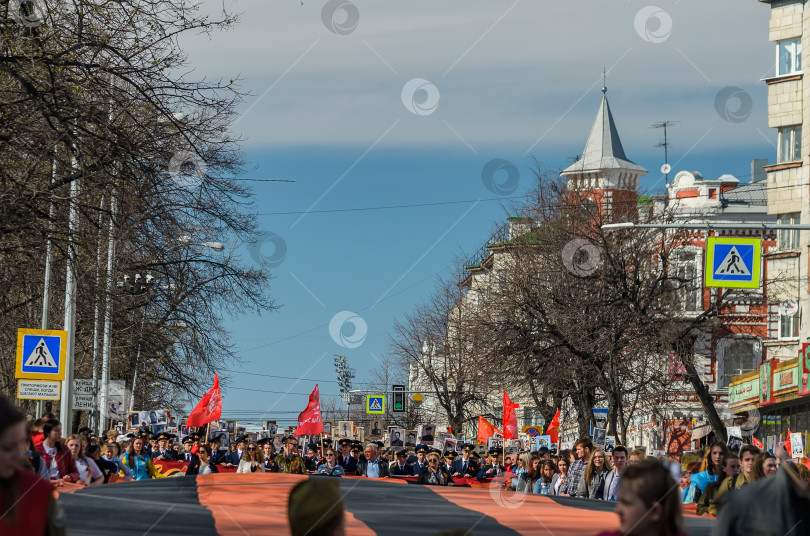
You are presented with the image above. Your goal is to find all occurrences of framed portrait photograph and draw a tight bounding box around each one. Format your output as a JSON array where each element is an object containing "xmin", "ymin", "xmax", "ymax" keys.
[
  {"xmin": 604, "ymin": 436, "xmax": 616, "ymax": 453},
  {"xmin": 357, "ymin": 426, "xmax": 364, "ymax": 443},
  {"xmin": 418, "ymin": 424, "xmax": 435, "ymax": 443},
  {"xmin": 593, "ymin": 428, "xmax": 607, "ymax": 448},
  {"xmin": 405, "ymin": 430, "xmax": 417, "ymax": 447},
  {"xmin": 226, "ymin": 420, "xmax": 236, "ymax": 433},
  {"xmin": 390, "ymin": 428, "xmax": 405, "ymax": 447},
  {"xmin": 338, "ymin": 420, "xmax": 354, "ymax": 439},
  {"xmin": 323, "ymin": 421, "xmax": 332, "ymax": 436},
  {"xmin": 264, "ymin": 420, "xmax": 277, "ymax": 434}
]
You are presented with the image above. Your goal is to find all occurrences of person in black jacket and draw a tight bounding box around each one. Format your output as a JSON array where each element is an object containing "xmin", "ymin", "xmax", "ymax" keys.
[
  {"xmin": 452, "ymin": 444, "xmax": 479, "ymax": 478},
  {"xmin": 390, "ymin": 450, "xmax": 414, "ymax": 476},
  {"xmin": 356, "ymin": 443, "xmax": 389, "ymax": 478},
  {"xmin": 179, "ymin": 436, "xmax": 201, "ymax": 475}
]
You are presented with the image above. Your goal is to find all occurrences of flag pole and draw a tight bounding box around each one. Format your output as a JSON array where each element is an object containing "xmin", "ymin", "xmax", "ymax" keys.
[{"xmin": 205, "ymin": 422, "xmax": 211, "ymax": 444}]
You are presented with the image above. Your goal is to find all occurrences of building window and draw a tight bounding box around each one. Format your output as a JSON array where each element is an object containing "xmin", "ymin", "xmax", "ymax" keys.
[
  {"xmin": 671, "ymin": 248, "xmax": 701, "ymax": 312},
  {"xmin": 780, "ymin": 309, "xmax": 800, "ymax": 340},
  {"xmin": 777, "ymin": 38, "xmax": 802, "ymax": 76},
  {"xmin": 719, "ymin": 339, "xmax": 759, "ymax": 389},
  {"xmin": 778, "ymin": 125, "xmax": 802, "ymax": 163},
  {"xmin": 778, "ymin": 213, "xmax": 800, "ymax": 250}
]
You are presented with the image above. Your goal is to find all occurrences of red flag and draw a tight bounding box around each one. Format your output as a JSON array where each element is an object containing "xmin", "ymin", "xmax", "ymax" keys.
[
  {"xmin": 294, "ymin": 385, "xmax": 323, "ymax": 436},
  {"xmin": 502, "ymin": 391, "xmax": 520, "ymax": 440},
  {"xmin": 784, "ymin": 430, "xmax": 793, "ymax": 457},
  {"xmin": 477, "ymin": 415, "xmax": 501, "ymax": 444},
  {"xmin": 447, "ymin": 426, "xmax": 453, "ymax": 434},
  {"xmin": 752, "ymin": 436, "xmax": 764, "ymax": 449},
  {"xmin": 546, "ymin": 409, "xmax": 561, "ymax": 444},
  {"xmin": 186, "ymin": 374, "xmax": 222, "ymax": 428}
]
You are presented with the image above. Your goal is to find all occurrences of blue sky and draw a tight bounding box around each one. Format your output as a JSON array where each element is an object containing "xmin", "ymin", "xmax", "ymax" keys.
[{"xmin": 178, "ymin": 1, "xmax": 778, "ymax": 427}]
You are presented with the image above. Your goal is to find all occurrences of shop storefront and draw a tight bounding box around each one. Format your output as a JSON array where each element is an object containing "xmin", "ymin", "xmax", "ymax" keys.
[{"xmin": 729, "ymin": 343, "xmax": 810, "ymax": 452}]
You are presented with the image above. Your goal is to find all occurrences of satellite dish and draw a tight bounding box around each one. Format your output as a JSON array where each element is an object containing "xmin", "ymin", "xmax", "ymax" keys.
[
  {"xmin": 661, "ymin": 163, "xmax": 672, "ymax": 174},
  {"xmin": 780, "ymin": 299, "xmax": 799, "ymax": 317}
]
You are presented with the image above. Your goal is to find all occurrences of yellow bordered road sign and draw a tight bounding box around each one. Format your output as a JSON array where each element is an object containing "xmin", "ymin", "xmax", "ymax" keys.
[
  {"xmin": 15, "ymin": 328, "xmax": 67, "ymax": 380},
  {"xmin": 705, "ymin": 237, "xmax": 761, "ymax": 289},
  {"xmin": 366, "ymin": 395, "xmax": 385, "ymax": 414}
]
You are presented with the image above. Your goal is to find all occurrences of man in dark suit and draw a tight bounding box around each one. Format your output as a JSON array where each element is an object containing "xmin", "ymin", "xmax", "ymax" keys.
[
  {"xmin": 336, "ymin": 438, "xmax": 356, "ymax": 472},
  {"xmin": 207, "ymin": 433, "xmax": 226, "ymax": 465},
  {"xmin": 180, "ymin": 436, "xmax": 201, "ymax": 475},
  {"xmin": 151, "ymin": 432, "xmax": 177, "ymax": 461},
  {"xmin": 390, "ymin": 449, "xmax": 414, "ymax": 476},
  {"xmin": 409, "ymin": 444, "xmax": 429, "ymax": 475},
  {"xmin": 224, "ymin": 434, "xmax": 247, "ymax": 467},
  {"xmin": 476, "ymin": 449, "xmax": 505, "ymax": 481},
  {"xmin": 356, "ymin": 443, "xmax": 389, "ymax": 478},
  {"xmin": 452, "ymin": 444, "xmax": 479, "ymax": 478}
]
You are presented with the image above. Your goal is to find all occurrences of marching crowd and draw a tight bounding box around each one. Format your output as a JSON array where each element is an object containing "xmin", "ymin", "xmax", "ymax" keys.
[{"xmin": 4, "ymin": 391, "xmax": 810, "ymax": 536}]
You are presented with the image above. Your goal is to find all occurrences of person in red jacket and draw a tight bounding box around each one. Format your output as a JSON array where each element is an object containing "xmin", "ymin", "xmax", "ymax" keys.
[
  {"xmin": 36, "ymin": 418, "xmax": 80, "ymax": 484},
  {"xmin": 0, "ymin": 395, "xmax": 66, "ymax": 536}
]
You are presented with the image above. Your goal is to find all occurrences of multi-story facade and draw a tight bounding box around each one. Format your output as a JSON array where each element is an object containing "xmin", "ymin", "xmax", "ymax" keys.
[
  {"xmin": 421, "ymin": 87, "xmax": 778, "ymax": 452},
  {"xmin": 723, "ymin": 1, "xmax": 810, "ymax": 450}
]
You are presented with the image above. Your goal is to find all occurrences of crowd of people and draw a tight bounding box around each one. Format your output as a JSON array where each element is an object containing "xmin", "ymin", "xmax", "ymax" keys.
[{"xmin": 5, "ymin": 391, "xmax": 810, "ymax": 536}]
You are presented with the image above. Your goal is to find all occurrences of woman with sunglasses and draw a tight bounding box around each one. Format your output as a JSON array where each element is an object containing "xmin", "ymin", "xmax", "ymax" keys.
[
  {"xmin": 237, "ymin": 442, "xmax": 264, "ymax": 473},
  {"xmin": 198, "ymin": 444, "xmax": 219, "ymax": 475},
  {"xmin": 418, "ymin": 452, "xmax": 452, "ymax": 485},
  {"xmin": 317, "ymin": 448, "xmax": 345, "ymax": 476}
]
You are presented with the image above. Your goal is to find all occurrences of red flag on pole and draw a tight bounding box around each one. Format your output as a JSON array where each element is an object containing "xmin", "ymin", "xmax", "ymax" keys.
[
  {"xmin": 546, "ymin": 408, "xmax": 561, "ymax": 444},
  {"xmin": 186, "ymin": 374, "xmax": 222, "ymax": 428},
  {"xmin": 294, "ymin": 384, "xmax": 323, "ymax": 436},
  {"xmin": 502, "ymin": 391, "xmax": 520, "ymax": 440},
  {"xmin": 477, "ymin": 415, "xmax": 501, "ymax": 444}
]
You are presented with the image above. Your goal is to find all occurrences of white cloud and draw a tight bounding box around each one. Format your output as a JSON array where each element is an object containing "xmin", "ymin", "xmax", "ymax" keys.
[{"xmin": 180, "ymin": 0, "xmax": 774, "ymax": 151}]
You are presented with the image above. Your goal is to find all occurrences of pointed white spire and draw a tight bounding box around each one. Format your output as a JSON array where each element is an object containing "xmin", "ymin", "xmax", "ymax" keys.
[{"xmin": 562, "ymin": 89, "xmax": 647, "ymax": 177}]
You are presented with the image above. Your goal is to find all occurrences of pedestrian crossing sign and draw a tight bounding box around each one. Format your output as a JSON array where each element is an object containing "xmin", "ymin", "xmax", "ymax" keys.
[
  {"xmin": 16, "ymin": 328, "xmax": 67, "ymax": 380},
  {"xmin": 366, "ymin": 395, "xmax": 385, "ymax": 414},
  {"xmin": 705, "ymin": 237, "xmax": 761, "ymax": 289}
]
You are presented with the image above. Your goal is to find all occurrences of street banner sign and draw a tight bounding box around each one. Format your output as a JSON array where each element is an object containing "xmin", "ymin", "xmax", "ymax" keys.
[
  {"xmin": 705, "ymin": 237, "xmax": 761, "ymax": 288},
  {"xmin": 366, "ymin": 395, "xmax": 385, "ymax": 414},
  {"xmin": 15, "ymin": 328, "xmax": 67, "ymax": 380},
  {"xmin": 17, "ymin": 379, "xmax": 61, "ymax": 400},
  {"xmin": 73, "ymin": 379, "xmax": 96, "ymax": 411}
]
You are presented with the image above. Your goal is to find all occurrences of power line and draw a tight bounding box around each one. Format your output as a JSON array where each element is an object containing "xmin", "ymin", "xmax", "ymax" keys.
[
  {"xmin": 257, "ymin": 196, "xmax": 522, "ymax": 216},
  {"xmin": 220, "ymin": 368, "xmax": 338, "ymax": 383}
]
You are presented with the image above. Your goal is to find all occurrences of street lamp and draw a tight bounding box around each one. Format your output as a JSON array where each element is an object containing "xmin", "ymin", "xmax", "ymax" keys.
[{"xmin": 96, "ymin": 236, "xmax": 224, "ymax": 434}]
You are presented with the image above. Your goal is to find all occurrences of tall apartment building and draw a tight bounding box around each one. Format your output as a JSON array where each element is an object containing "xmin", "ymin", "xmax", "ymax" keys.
[{"xmin": 723, "ymin": 1, "xmax": 810, "ymax": 450}]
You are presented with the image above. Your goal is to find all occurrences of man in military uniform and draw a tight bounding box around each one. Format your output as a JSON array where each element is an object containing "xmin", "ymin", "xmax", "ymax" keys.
[
  {"xmin": 180, "ymin": 436, "xmax": 201, "ymax": 475},
  {"xmin": 304, "ymin": 443, "xmax": 322, "ymax": 472},
  {"xmin": 275, "ymin": 436, "xmax": 306, "ymax": 474},
  {"xmin": 390, "ymin": 449, "xmax": 414, "ymax": 476},
  {"xmin": 476, "ymin": 449, "xmax": 505, "ymax": 480},
  {"xmin": 337, "ymin": 438, "xmax": 356, "ymax": 472},
  {"xmin": 208, "ymin": 433, "xmax": 225, "ymax": 464},
  {"xmin": 151, "ymin": 432, "xmax": 177, "ymax": 461},
  {"xmin": 410, "ymin": 444, "xmax": 429, "ymax": 475},
  {"xmin": 224, "ymin": 434, "xmax": 248, "ymax": 467},
  {"xmin": 443, "ymin": 451, "xmax": 457, "ymax": 475},
  {"xmin": 350, "ymin": 441, "xmax": 365, "ymax": 464},
  {"xmin": 452, "ymin": 444, "xmax": 479, "ymax": 478}
]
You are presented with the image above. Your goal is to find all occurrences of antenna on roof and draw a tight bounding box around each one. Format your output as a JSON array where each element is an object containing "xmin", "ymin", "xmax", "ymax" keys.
[
  {"xmin": 650, "ymin": 120, "xmax": 679, "ymax": 184},
  {"xmin": 602, "ymin": 67, "xmax": 607, "ymax": 94}
]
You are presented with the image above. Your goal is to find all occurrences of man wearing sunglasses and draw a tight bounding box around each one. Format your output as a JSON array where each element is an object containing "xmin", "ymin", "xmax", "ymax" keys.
[{"xmin": 275, "ymin": 436, "xmax": 306, "ymax": 474}]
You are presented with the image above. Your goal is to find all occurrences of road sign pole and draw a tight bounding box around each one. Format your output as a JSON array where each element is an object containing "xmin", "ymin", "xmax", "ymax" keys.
[{"xmin": 59, "ymin": 170, "xmax": 80, "ymax": 432}]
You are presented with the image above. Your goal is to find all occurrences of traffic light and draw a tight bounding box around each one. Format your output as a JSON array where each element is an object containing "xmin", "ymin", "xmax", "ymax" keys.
[{"xmin": 392, "ymin": 384, "xmax": 405, "ymax": 413}]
